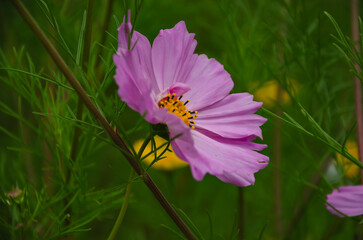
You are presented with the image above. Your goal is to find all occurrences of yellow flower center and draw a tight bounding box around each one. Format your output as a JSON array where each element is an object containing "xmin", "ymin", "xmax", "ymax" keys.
[{"xmin": 158, "ymin": 93, "xmax": 198, "ymax": 129}]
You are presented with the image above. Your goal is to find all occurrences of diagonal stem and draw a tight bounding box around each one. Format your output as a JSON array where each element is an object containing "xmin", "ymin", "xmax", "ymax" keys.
[{"xmin": 10, "ymin": 0, "xmax": 197, "ymax": 239}]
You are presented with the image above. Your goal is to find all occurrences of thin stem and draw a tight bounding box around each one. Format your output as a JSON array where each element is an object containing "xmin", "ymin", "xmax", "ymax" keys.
[
  {"xmin": 10, "ymin": 1, "xmax": 197, "ymax": 239},
  {"xmin": 64, "ymin": 0, "xmax": 95, "ymax": 234},
  {"xmin": 107, "ymin": 169, "xmax": 135, "ymax": 240},
  {"xmin": 95, "ymin": 0, "xmax": 115, "ymax": 82},
  {"xmin": 107, "ymin": 136, "xmax": 151, "ymax": 240},
  {"xmin": 69, "ymin": 101, "xmax": 84, "ymax": 165},
  {"xmin": 273, "ymin": 84, "xmax": 283, "ymax": 237},
  {"xmin": 137, "ymin": 135, "xmax": 152, "ymax": 160},
  {"xmin": 238, "ymin": 187, "xmax": 244, "ymax": 240},
  {"xmin": 284, "ymin": 157, "xmax": 331, "ymax": 238},
  {"xmin": 351, "ymin": 2, "xmax": 363, "ymax": 239},
  {"xmin": 81, "ymin": 0, "xmax": 95, "ymax": 73},
  {"xmin": 351, "ymin": 0, "xmax": 363, "ymax": 184},
  {"xmin": 68, "ymin": 0, "xmax": 95, "ymax": 176}
]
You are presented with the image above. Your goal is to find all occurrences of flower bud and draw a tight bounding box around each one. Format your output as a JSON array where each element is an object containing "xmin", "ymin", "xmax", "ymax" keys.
[{"xmin": 7, "ymin": 189, "xmax": 24, "ymax": 204}]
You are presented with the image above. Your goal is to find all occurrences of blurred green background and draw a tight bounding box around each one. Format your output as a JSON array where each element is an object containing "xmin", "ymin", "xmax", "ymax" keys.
[{"xmin": 0, "ymin": 0, "xmax": 362, "ymax": 239}]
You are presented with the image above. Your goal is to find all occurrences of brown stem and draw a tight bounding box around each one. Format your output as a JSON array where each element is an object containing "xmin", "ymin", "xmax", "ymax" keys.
[
  {"xmin": 273, "ymin": 84, "xmax": 283, "ymax": 237},
  {"xmin": 10, "ymin": 0, "xmax": 197, "ymax": 239},
  {"xmin": 351, "ymin": 0, "xmax": 363, "ymax": 184}
]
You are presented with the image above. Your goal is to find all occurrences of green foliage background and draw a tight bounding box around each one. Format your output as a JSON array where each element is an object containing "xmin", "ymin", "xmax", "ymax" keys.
[{"xmin": 0, "ymin": 0, "xmax": 362, "ymax": 239}]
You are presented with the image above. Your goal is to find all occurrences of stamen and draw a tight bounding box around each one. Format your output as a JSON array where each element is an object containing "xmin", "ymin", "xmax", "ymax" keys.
[{"xmin": 158, "ymin": 94, "xmax": 197, "ymax": 128}]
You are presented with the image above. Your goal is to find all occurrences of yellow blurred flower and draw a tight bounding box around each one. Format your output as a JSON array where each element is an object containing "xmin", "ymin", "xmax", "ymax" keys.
[
  {"xmin": 252, "ymin": 80, "xmax": 297, "ymax": 108},
  {"xmin": 134, "ymin": 135, "xmax": 188, "ymax": 171},
  {"xmin": 337, "ymin": 140, "xmax": 360, "ymax": 180}
]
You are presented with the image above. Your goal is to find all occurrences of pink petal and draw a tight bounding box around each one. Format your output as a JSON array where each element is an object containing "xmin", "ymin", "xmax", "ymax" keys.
[
  {"xmin": 114, "ymin": 19, "xmax": 160, "ymax": 122},
  {"xmin": 152, "ymin": 21, "xmax": 197, "ymax": 91},
  {"xmin": 182, "ymin": 54, "xmax": 233, "ymax": 110},
  {"xmin": 172, "ymin": 129, "xmax": 268, "ymax": 187},
  {"xmin": 151, "ymin": 22, "xmax": 233, "ymax": 110},
  {"xmin": 326, "ymin": 185, "xmax": 363, "ymax": 217},
  {"xmin": 196, "ymin": 93, "xmax": 266, "ymax": 139},
  {"xmin": 116, "ymin": 23, "xmax": 156, "ymax": 92},
  {"xmin": 156, "ymin": 82, "xmax": 191, "ymax": 103},
  {"xmin": 113, "ymin": 55, "xmax": 157, "ymax": 123}
]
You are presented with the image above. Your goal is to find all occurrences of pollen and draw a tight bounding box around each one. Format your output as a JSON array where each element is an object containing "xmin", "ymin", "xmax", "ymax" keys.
[{"xmin": 159, "ymin": 93, "xmax": 198, "ymax": 129}]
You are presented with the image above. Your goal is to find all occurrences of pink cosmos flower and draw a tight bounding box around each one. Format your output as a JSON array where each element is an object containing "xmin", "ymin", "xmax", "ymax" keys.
[
  {"xmin": 113, "ymin": 15, "xmax": 269, "ymax": 187},
  {"xmin": 326, "ymin": 185, "xmax": 363, "ymax": 217}
]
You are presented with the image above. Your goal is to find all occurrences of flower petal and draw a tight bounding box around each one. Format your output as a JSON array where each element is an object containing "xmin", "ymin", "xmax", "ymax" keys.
[
  {"xmin": 182, "ymin": 54, "xmax": 233, "ymax": 110},
  {"xmin": 196, "ymin": 93, "xmax": 266, "ymax": 139},
  {"xmin": 152, "ymin": 21, "xmax": 197, "ymax": 91},
  {"xmin": 117, "ymin": 23, "xmax": 157, "ymax": 92},
  {"xmin": 151, "ymin": 21, "xmax": 233, "ymax": 109},
  {"xmin": 113, "ymin": 55, "xmax": 157, "ymax": 123},
  {"xmin": 326, "ymin": 185, "xmax": 363, "ymax": 217},
  {"xmin": 114, "ymin": 19, "xmax": 159, "ymax": 122},
  {"xmin": 156, "ymin": 82, "xmax": 191, "ymax": 103},
  {"xmin": 172, "ymin": 129, "xmax": 268, "ymax": 186}
]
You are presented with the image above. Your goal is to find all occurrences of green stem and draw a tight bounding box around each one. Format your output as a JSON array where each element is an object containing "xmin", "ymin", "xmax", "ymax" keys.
[
  {"xmin": 64, "ymin": 0, "xmax": 95, "ymax": 234},
  {"xmin": 95, "ymin": 0, "xmax": 115, "ymax": 82},
  {"xmin": 351, "ymin": 0, "xmax": 363, "ymax": 184},
  {"xmin": 69, "ymin": 0, "xmax": 95, "ymax": 169},
  {"xmin": 238, "ymin": 187, "xmax": 244, "ymax": 240},
  {"xmin": 137, "ymin": 135, "xmax": 152, "ymax": 160},
  {"xmin": 273, "ymin": 84, "xmax": 283, "ymax": 237},
  {"xmin": 107, "ymin": 169, "xmax": 135, "ymax": 240},
  {"xmin": 107, "ymin": 136, "xmax": 151, "ymax": 240},
  {"xmin": 284, "ymin": 157, "xmax": 331, "ymax": 238},
  {"xmin": 10, "ymin": 1, "xmax": 197, "ymax": 238}
]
